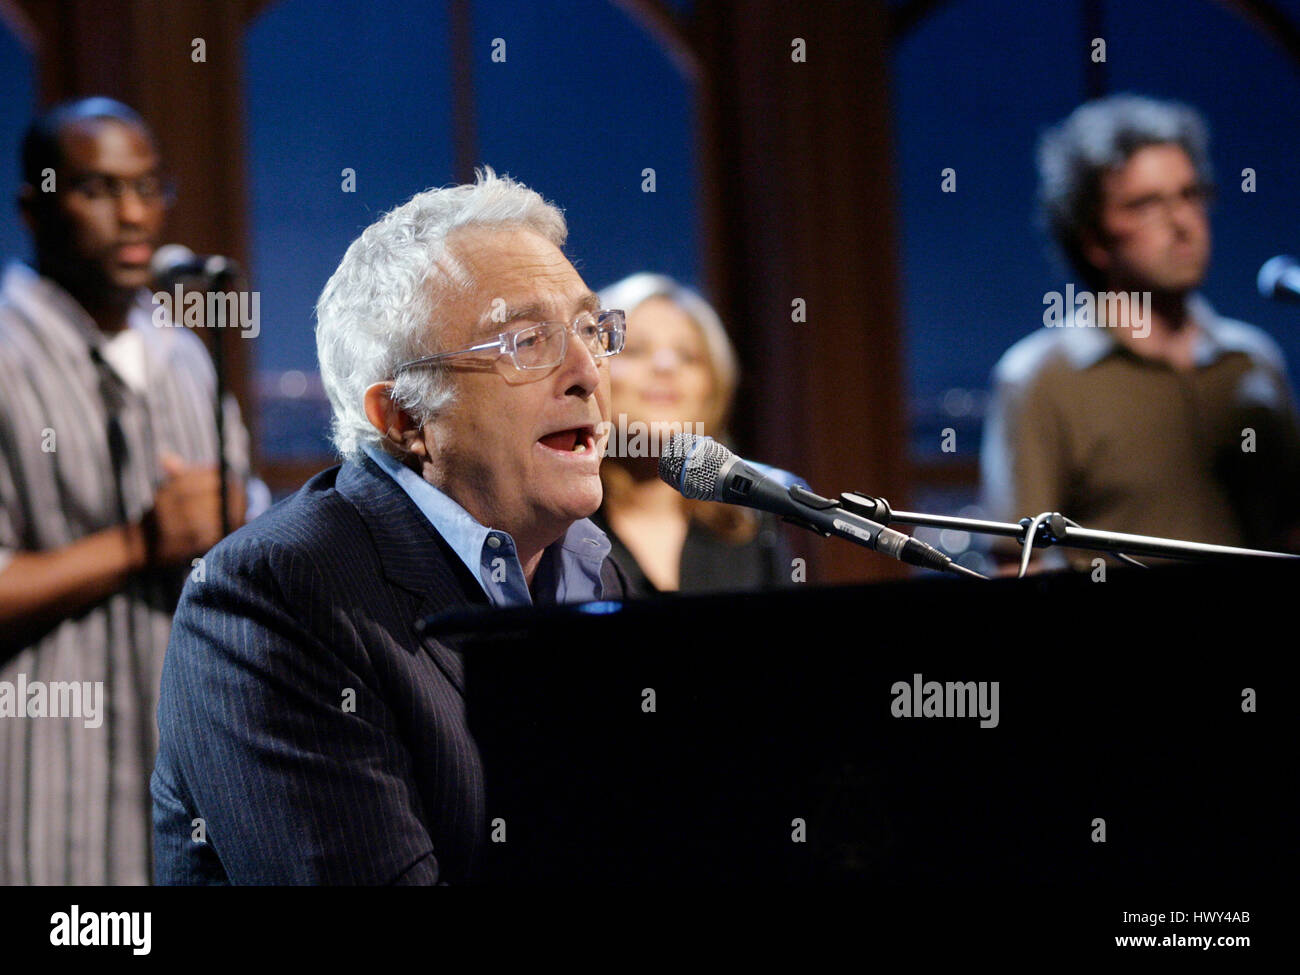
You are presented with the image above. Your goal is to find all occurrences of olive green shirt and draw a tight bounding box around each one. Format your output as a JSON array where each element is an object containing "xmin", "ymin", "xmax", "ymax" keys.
[{"xmin": 981, "ymin": 295, "xmax": 1300, "ymax": 567}]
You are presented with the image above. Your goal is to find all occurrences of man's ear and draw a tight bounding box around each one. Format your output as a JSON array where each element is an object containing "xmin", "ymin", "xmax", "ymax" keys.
[
  {"xmin": 363, "ymin": 382, "xmax": 427, "ymax": 457},
  {"xmin": 1079, "ymin": 224, "xmax": 1111, "ymax": 276},
  {"xmin": 17, "ymin": 183, "xmax": 39, "ymax": 237}
]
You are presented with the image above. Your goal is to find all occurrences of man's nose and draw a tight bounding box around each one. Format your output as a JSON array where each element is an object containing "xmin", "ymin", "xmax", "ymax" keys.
[
  {"xmin": 116, "ymin": 187, "xmax": 151, "ymax": 225},
  {"xmin": 1167, "ymin": 193, "xmax": 1207, "ymax": 235},
  {"xmin": 559, "ymin": 326, "xmax": 602, "ymax": 396},
  {"xmin": 1168, "ymin": 209, "xmax": 1202, "ymax": 243}
]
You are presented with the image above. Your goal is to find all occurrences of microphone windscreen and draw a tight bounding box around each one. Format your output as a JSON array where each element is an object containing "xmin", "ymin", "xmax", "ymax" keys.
[
  {"xmin": 151, "ymin": 243, "xmax": 196, "ymax": 280},
  {"xmin": 658, "ymin": 432, "xmax": 691, "ymax": 488},
  {"xmin": 659, "ymin": 433, "xmax": 731, "ymax": 500},
  {"xmin": 1258, "ymin": 255, "xmax": 1299, "ymax": 301}
]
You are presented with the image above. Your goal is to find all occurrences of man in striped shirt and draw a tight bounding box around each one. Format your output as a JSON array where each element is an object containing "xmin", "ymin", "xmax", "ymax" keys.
[{"xmin": 0, "ymin": 97, "xmax": 249, "ymax": 884}]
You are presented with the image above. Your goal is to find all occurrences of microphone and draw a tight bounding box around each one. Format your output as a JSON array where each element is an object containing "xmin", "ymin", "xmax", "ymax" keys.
[
  {"xmin": 658, "ymin": 433, "xmax": 954, "ymax": 572},
  {"xmin": 151, "ymin": 243, "xmax": 240, "ymax": 537},
  {"xmin": 151, "ymin": 244, "xmax": 241, "ymax": 290},
  {"xmin": 1257, "ymin": 255, "xmax": 1300, "ymax": 303},
  {"xmin": 745, "ymin": 460, "xmax": 809, "ymax": 491}
]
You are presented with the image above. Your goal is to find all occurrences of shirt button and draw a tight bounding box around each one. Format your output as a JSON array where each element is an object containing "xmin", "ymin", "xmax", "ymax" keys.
[{"xmin": 486, "ymin": 535, "xmax": 501, "ymax": 549}]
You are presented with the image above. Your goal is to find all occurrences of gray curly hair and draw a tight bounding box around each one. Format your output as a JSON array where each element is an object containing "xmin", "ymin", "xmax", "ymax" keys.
[{"xmin": 315, "ymin": 167, "xmax": 567, "ymax": 461}]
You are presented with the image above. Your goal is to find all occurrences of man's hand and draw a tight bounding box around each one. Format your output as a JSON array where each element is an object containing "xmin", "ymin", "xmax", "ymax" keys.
[
  {"xmin": 0, "ymin": 455, "xmax": 247, "ymax": 635},
  {"xmin": 142, "ymin": 452, "xmax": 246, "ymax": 567}
]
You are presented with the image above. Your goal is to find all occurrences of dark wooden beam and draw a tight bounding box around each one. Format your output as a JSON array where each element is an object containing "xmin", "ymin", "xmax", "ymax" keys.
[
  {"xmin": 610, "ymin": 0, "xmax": 701, "ymax": 82},
  {"xmin": 448, "ymin": 0, "xmax": 478, "ymax": 183},
  {"xmin": 1216, "ymin": 0, "xmax": 1300, "ymax": 73},
  {"xmin": 696, "ymin": 0, "xmax": 909, "ymax": 583},
  {"xmin": 889, "ymin": 0, "xmax": 1300, "ymax": 79}
]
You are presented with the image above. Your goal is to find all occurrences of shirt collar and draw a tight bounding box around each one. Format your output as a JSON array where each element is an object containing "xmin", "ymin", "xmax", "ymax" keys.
[
  {"xmin": 2, "ymin": 259, "xmax": 158, "ymax": 353},
  {"xmin": 1059, "ymin": 291, "xmax": 1253, "ymax": 370},
  {"xmin": 360, "ymin": 442, "xmax": 610, "ymax": 606},
  {"xmin": 3, "ymin": 261, "xmax": 97, "ymax": 346}
]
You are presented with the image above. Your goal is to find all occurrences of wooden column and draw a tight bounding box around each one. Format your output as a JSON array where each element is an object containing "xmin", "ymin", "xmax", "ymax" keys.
[{"xmin": 696, "ymin": 0, "xmax": 909, "ymax": 583}]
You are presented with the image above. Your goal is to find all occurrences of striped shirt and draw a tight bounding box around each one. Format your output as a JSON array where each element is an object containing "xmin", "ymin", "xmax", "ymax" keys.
[{"xmin": 0, "ymin": 261, "xmax": 249, "ymax": 885}]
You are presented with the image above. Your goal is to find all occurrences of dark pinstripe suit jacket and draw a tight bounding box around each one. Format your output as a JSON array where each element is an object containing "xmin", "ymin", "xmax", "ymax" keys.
[{"xmin": 151, "ymin": 453, "xmax": 623, "ymax": 884}]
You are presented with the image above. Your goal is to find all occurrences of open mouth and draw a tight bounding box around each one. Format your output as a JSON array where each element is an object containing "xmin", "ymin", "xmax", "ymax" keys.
[{"xmin": 537, "ymin": 424, "xmax": 596, "ymax": 454}]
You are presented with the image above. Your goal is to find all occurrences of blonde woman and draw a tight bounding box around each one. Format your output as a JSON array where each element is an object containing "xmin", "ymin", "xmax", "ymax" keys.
[{"xmin": 594, "ymin": 273, "xmax": 787, "ymax": 594}]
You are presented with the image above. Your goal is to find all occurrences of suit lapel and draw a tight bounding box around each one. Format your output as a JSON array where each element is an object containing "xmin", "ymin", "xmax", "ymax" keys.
[{"xmin": 335, "ymin": 455, "xmax": 489, "ymax": 696}]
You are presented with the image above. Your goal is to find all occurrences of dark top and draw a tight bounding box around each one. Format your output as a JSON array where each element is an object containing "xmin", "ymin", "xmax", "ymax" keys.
[
  {"xmin": 591, "ymin": 507, "xmax": 790, "ymax": 596},
  {"xmin": 152, "ymin": 453, "xmax": 626, "ymax": 885}
]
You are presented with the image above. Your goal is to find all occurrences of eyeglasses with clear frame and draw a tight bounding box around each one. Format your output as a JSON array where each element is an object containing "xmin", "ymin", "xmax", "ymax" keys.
[
  {"xmin": 1115, "ymin": 182, "xmax": 1215, "ymax": 225},
  {"xmin": 66, "ymin": 172, "xmax": 176, "ymax": 207},
  {"xmin": 393, "ymin": 308, "xmax": 626, "ymax": 374}
]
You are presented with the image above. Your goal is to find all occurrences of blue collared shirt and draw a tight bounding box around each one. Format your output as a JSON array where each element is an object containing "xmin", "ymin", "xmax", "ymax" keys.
[{"xmin": 362, "ymin": 443, "xmax": 611, "ymax": 607}]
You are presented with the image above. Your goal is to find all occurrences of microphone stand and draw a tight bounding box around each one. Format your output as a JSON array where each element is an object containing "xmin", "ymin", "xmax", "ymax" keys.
[
  {"xmin": 836, "ymin": 493, "xmax": 1300, "ymax": 578},
  {"xmin": 776, "ymin": 485, "xmax": 990, "ymax": 580},
  {"xmin": 170, "ymin": 266, "xmax": 240, "ymax": 538},
  {"xmin": 193, "ymin": 264, "xmax": 240, "ymax": 538},
  {"xmin": 212, "ymin": 309, "xmax": 229, "ymax": 539}
]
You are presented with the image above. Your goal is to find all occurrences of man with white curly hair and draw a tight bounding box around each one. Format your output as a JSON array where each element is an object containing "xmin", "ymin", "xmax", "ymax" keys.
[{"xmin": 152, "ymin": 169, "xmax": 628, "ymax": 884}]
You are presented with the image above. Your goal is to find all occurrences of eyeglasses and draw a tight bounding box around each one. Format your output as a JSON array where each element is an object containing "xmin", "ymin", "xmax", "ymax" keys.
[
  {"xmin": 67, "ymin": 172, "xmax": 175, "ymax": 206},
  {"xmin": 394, "ymin": 309, "xmax": 626, "ymax": 374},
  {"xmin": 1115, "ymin": 182, "xmax": 1214, "ymax": 225}
]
